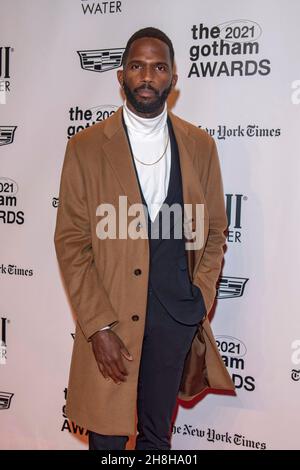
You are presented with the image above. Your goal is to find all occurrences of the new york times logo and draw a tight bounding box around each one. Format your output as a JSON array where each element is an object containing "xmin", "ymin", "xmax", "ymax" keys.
[
  {"xmin": 226, "ymin": 193, "xmax": 246, "ymax": 243},
  {"xmin": 199, "ymin": 124, "xmax": 281, "ymax": 140},
  {"xmin": 291, "ymin": 339, "xmax": 300, "ymax": 381},
  {"xmin": 216, "ymin": 335, "xmax": 255, "ymax": 391},
  {"xmin": 172, "ymin": 424, "xmax": 267, "ymax": 449},
  {"xmin": 77, "ymin": 48, "xmax": 124, "ymax": 73},
  {"xmin": 0, "ymin": 391, "xmax": 14, "ymax": 410},
  {"xmin": 0, "ymin": 126, "xmax": 17, "ymax": 146},
  {"xmin": 0, "ymin": 317, "xmax": 9, "ymax": 365},
  {"xmin": 188, "ymin": 20, "xmax": 271, "ymax": 78},
  {"xmin": 80, "ymin": 1, "xmax": 122, "ymax": 15},
  {"xmin": 0, "ymin": 47, "xmax": 13, "ymax": 104},
  {"xmin": 217, "ymin": 276, "xmax": 249, "ymax": 299},
  {"xmin": 0, "ymin": 263, "xmax": 33, "ymax": 277},
  {"xmin": 0, "ymin": 177, "xmax": 24, "ymax": 225},
  {"xmin": 61, "ymin": 388, "xmax": 89, "ymax": 436}
]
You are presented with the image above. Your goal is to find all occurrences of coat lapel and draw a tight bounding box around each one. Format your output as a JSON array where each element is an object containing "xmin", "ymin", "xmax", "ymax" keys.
[{"xmin": 102, "ymin": 107, "xmax": 143, "ymax": 209}]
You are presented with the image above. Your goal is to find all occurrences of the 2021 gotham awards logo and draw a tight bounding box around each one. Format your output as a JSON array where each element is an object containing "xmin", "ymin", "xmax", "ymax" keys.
[
  {"xmin": 77, "ymin": 48, "xmax": 124, "ymax": 73},
  {"xmin": 217, "ymin": 276, "xmax": 248, "ymax": 299},
  {"xmin": 80, "ymin": 0, "xmax": 122, "ymax": 15},
  {"xmin": 0, "ymin": 317, "xmax": 9, "ymax": 365},
  {"xmin": 0, "ymin": 126, "xmax": 17, "ymax": 146},
  {"xmin": 216, "ymin": 335, "xmax": 255, "ymax": 392},
  {"xmin": 67, "ymin": 104, "xmax": 118, "ymax": 138},
  {"xmin": 61, "ymin": 388, "xmax": 89, "ymax": 436},
  {"xmin": 0, "ymin": 177, "xmax": 24, "ymax": 225},
  {"xmin": 188, "ymin": 20, "xmax": 271, "ymax": 78},
  {"xmin": 0, "ymin": 46, "xmax": 13, "ymax": 104},
  {"xmin": 0, "ymin": 391, "xmax": 14, "ymax": 410},
  {"xmin": 226, "ymin": 193, "xmax": 246, "ymax": 244},
  {"xmin": 291, "ymin": 339, "xmax": 300, "ymax": 382}
]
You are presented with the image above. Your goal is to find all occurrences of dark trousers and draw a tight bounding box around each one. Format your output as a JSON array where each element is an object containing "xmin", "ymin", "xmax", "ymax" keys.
[{"xmin": 89, "ymin": 289, "xmax": 199, "ymax": 450}]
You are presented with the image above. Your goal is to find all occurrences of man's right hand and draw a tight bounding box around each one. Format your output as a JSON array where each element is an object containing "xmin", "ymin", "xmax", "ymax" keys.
[{"xmin": 90, "ymin": 330, "xmax": 133, "ymax": 384}]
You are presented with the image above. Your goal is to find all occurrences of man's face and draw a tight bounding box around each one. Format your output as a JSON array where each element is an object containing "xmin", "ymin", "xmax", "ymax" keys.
[{"xmin": 117, "ymin": 37, "xmax": 178, "ymax": 118}]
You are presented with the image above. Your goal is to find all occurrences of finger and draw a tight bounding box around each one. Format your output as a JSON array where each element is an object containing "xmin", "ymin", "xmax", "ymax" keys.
[
  {"xmin": 116, "ymin": 357, "xmax": 128, "ymax": 377},
  {"xmin": 110, "ymin": 360, "xmax": 127, "ymax": 384},
  {"xmin": 97, "ymin": 361, "xmax": 110, "ymax": 381},
  {"xmin": 120, "ymin": 346, "xmax": 133, "ymax": 361},
  {"xmin": 103, "ymin": 362, "xmax": 120, "ymax": 384}
]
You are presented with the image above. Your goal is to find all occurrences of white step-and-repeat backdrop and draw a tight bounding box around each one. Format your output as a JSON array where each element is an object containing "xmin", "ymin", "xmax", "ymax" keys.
[{"xmin": 1, "ymin": 0, "xmax": 299, "ymax": 450}]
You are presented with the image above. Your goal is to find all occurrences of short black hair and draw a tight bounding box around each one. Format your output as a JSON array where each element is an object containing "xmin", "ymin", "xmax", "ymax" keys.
[{"xmin": 121, "ymin": 27, "xmax": 174, "ymax": 67}]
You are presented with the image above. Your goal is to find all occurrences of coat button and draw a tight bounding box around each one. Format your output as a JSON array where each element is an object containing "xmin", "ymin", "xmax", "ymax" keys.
[
  {"xmin": 136, "ymin": 222, "xmax": 143, "ymax": 229},
  {"xmin": 134, "ymin": 268, "xmax": 142, "ymax": 276},
  {"xmin": 131, "ymin": 315, "xmax": 139, "ymax": 321}
]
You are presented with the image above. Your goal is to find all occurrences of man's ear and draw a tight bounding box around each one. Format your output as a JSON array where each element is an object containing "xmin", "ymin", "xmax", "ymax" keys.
[
  {"xmin": 171, "ymin": 73, "xmax": 178, "ymax": 89},
  {"xmin": 117, "ymin": 69, "xmax": 124, "ymax": 88}
]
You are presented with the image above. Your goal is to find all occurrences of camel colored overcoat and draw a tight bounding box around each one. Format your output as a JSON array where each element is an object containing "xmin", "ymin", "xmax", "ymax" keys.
[{"xmin": 54, "ymin": 106, "xmax": 235, "ymax": 436}]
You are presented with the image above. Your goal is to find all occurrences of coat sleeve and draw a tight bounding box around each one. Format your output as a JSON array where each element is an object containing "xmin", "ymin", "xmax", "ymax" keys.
[
  {"xmin": 194, "ymin": 137, "xmax": 228, "ymax": 315},
  {"xmin": 54, "ymin": 137, "xmax": 118, "ymax": 341}
]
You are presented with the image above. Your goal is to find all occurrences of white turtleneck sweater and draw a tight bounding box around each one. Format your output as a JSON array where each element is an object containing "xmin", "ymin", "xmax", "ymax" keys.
[{"xmin": 122, "ymin": 100, "xmax": 171, "ymax": 223}]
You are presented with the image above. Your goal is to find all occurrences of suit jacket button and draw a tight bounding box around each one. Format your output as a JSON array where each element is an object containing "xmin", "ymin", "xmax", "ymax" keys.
[
  {"xmin": 131, "ymin": 315, "xmax": 139, "ymax": 321},
  {"xmin": 134, "ymin": 268, "xmax": 142, "ymax": 276}
]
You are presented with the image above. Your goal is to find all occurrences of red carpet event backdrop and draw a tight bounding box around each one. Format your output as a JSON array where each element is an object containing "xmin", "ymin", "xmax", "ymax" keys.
[{"xmin": 1, "ymin": 0, "xmax": 299, "ymax": 450}]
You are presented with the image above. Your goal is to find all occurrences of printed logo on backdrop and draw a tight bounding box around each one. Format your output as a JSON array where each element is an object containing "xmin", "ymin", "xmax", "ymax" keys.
[
  {"xmin": 77, "ymin": 49, "xmax": 124, "ymax": 73},
  {"xmin": 291, "ymin": 80, "xmax": 300, "ymax": 105},
  {"xmin": 0, "ymin": 391, "xmax": 14, "ymax": 409},
  {"xmin": 0, "ymin": 47, "xmax": 13, "ymax": 104},
  {"xmin": 226, "ymin": 193, "xmax": 246, "ymax": 243},
  {"xmin": 80, "ymin": 0, "xmax": 122, "ymax": 15},
  {"xmin": 61, "ymin": 388, "xmax": 89, "ymax": 436},
  {"xmin": 0, "ymin": 177, "xmax": 24, "ymax": 225},
  {"xmin": 216, "ymin": 335, "xmax": 255, "ymax": 391},
  {"xmin": 217, "ymin": 276, "xmax": 248, "ymax": 299},
  {"xmin": 0, "ymin": 126, "xmax": 17, "ymax": 146},
  {"xmin": 291, "ymin": 339, "xmax": 300, "ymax": 381},
  {"xmin": 0, "ymin": 264, "xmax": 33, "ymax": 277},
  {"xmin": 67, "ymin": 104, "xmax": 118, "ymax": 138},
  {"xmin": 172, "ymin": 424, "xmax": 266, "ymax": 449},
  {"xmin": 0, "ymin": 317, "xmax": 9, "ymax": 365},
  {"xmin": 188, "ymin": 20, "xmax": 271, "ymax": 78},
  {"xmin": 199, "ymin": 124, "xmax": 281, "ymax": 140}
]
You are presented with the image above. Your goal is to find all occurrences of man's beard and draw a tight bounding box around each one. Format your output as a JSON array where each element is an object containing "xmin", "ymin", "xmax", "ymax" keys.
[{"xmin": 123, "ymin": 81, "xmax": 173, "ymax": 115}]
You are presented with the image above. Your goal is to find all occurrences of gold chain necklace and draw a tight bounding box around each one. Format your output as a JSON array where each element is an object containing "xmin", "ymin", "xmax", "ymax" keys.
[{"xmin": 133, "ymin": 128, "xmax": 170, "ymax": 166}]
